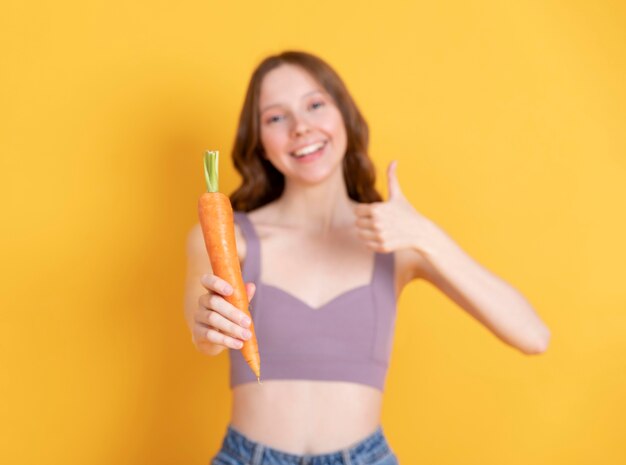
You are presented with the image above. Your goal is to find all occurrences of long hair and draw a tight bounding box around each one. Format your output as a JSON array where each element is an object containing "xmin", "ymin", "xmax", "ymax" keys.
[{"xmin": 229, "ymin": 51, "xmax": 383, "ymax": 212}]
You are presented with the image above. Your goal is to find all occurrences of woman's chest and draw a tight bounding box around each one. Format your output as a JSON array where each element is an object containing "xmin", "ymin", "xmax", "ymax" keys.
[
  {"xmin": 259, "ymin": 230, "xmax": 377, "ymax": 309},
  {"xmin": 235, "ymin": 220, "xmax": 411, "ymax": 308}
]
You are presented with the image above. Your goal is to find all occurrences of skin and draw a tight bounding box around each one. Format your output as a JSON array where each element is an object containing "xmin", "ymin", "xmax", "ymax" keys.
[{"xmin": 185, "ymin": 63, "xmax": 551, "ymax": 455}]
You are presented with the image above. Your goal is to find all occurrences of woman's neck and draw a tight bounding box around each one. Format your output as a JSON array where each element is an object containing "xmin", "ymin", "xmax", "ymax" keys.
[{"xmin": 272, "ymin": 171, "xmax": 356, "ymax": 235}]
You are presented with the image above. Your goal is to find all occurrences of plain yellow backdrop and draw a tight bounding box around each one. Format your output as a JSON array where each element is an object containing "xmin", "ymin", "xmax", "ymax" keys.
[{"xmin": 1, "ymin": 1, "xmax": 625, "ymax": 464}]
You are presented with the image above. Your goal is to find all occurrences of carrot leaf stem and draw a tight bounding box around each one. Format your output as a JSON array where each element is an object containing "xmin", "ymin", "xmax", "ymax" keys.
[{"xmin": 203, "ymin": 150, "xmax": 219, "ymax": 193}]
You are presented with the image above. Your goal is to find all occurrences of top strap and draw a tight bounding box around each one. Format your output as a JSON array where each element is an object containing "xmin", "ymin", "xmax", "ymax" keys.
[
  {"xmin": 371, "ymin": 250, "xmax": 396, "ymax": 309},
  {"xmin": 233, "ymin": 211, "xmax": 261, "ymax": 282},
  {"xmin": 233, "ymin": 210, "xmax": 395, "ymax": 300}
]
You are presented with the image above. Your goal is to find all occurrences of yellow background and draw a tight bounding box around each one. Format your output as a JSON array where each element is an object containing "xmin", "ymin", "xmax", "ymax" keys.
[{"xmin": 1, "ymin": 1, "xmax": 625, "ymax": 464}]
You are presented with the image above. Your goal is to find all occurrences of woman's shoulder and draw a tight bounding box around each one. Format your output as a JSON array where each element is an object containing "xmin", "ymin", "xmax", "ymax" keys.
[
  {"xmin": 233, "ymin": 204, "xmax": 280, "ymax": 266},
  {"xmin": 240, "ymin": 203, "xmax": 280, "ymax": 231}
]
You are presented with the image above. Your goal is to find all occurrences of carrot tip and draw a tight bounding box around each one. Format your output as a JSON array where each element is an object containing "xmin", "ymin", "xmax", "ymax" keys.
[{"xmin": 257, "ymin": 377, "xmax": 261, "ymax": 384}]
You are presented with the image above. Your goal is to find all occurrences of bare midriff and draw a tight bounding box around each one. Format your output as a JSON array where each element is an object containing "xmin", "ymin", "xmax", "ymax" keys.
[{"xmin": 230, "ymin": 379, "xmax": 383, "ymax": 455}]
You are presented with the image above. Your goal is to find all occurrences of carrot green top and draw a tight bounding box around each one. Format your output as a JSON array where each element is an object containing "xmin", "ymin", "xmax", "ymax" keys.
[{"xmin": 203, "ymin": 150, "xmax": 219, "ymax": 193}]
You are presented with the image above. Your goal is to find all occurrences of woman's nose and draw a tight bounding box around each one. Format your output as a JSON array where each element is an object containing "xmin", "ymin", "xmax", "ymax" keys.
[{"xmin": 291, "ymin": 114, "xmax": 311, "ymax": 137}]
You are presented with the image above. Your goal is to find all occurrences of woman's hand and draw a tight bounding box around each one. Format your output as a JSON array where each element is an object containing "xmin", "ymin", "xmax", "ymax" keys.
[
  {"xmin": 191, "ymin": 274, "xmax": 256, "ymax": 357},
  {"xmin": 353, "ymin": 160, "xmax": 438, "ymax": 255}
]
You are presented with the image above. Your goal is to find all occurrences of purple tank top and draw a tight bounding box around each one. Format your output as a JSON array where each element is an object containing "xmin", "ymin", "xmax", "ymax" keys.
[{"xmin": 229, "ymin": 211, "xmax": 398, "ymax": 392}]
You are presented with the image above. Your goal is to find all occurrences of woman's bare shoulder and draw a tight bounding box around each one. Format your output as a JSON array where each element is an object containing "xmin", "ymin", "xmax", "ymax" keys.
[{"xmin": 244, "ymin": 203, "xmax": 279, "ymax": 234}]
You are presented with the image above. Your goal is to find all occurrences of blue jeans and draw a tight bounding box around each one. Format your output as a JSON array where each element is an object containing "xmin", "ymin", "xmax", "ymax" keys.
[{"xmin": 211, "ymin": 423, "xmax": 399, "ymax": 465}]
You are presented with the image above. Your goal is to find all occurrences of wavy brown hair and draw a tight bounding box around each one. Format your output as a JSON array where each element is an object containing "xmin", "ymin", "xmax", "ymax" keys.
[{"xmin": 229, "ymin": 51, "xmax": 383, "ymax": 212}]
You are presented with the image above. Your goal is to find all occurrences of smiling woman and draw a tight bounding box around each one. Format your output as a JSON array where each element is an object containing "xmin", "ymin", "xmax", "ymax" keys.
[
  {"xmin": 183, "ymin": 50, "xmax": 550, "ymax": 465},
  {"xmin": 185, "ymin": 51, "xmax": 403, "ymax": 465}
]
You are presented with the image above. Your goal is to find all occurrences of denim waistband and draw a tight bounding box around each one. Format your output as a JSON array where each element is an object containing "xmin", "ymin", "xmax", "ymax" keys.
[{"xmin": 220, "ymin": 423, "xmax": 393, "ymax": 465}]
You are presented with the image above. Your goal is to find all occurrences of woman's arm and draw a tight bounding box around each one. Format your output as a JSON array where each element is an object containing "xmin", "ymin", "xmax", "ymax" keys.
[
  {"xmin": 184, "ymin": 224, "xmax": 212, "ymax": 333},
  {"xmin": 413, "ymin": 220, "xmax": 551, "ymax": 355},
  {"xmin": 354, "ymin": 161, "xmax": 551, "ymax": 355}
]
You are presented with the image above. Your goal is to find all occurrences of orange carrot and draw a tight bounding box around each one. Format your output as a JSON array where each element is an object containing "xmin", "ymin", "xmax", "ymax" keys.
[{"xmin": 197, "ymin": 150, "xmax": 261, "ymax": 382}]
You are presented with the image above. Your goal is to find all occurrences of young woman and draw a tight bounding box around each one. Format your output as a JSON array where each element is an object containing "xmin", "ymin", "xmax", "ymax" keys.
[{"xmin": 184, "ymin": 51, "xmax": 551, "ymax": 465}]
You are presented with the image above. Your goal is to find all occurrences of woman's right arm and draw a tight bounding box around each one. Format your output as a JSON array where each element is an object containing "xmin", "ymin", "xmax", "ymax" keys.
[{"xmin": 184, "ymin": 223, "xmax": 254, "ymax": 357}]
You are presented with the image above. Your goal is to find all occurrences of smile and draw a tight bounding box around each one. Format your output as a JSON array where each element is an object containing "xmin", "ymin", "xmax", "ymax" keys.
[{"xmin": 290, "ymin": 141, "xmax": 327, "ymax": 158}]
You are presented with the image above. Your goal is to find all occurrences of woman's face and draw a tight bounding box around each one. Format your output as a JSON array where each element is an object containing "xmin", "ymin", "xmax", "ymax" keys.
[{"xmin": 258, "ymin": 64, "xmax": 348, "ymax": 183}]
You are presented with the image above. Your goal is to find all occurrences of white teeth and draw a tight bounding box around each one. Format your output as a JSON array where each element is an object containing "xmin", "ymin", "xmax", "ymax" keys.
[{"xmin": 293, "ymin": 141, "xmax": 325, "ymax": 157}]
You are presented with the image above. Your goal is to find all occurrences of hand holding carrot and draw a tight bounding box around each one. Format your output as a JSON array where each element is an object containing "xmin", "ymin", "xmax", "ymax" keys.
[{"xmin": 191, "ymin": 277, "xmax": 257, "ymax": 356}]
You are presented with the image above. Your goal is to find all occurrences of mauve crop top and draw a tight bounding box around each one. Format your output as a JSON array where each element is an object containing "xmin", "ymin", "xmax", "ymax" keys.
[{"xmin": 228, "ymin": 211, "xmax": 398, "ymax": 392}]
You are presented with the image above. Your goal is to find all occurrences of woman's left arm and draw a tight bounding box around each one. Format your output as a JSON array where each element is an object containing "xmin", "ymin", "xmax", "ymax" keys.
[
  {"xmin": 354, "ymin": 161, "xmax": 551, "ymax": 355},
  {"xmin": 412, "ymin": 221, "xmax": 551, "ymax": 355}
]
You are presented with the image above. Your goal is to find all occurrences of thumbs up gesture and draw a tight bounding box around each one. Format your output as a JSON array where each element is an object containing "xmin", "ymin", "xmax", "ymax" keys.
[{"xmin": 353, "ymin": 160, "xmax": 437, "ymax": 254}]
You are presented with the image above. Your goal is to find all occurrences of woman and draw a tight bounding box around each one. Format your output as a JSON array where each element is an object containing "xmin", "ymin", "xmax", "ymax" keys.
[{"xmin": 184, "ymin": 51, "xmax": 551, "ymax": 465}]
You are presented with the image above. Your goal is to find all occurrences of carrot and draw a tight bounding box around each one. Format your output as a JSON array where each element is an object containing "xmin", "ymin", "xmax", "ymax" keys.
[{"xmin": 197, "ymin": 150, "xmax": 261, "ymax": 383}]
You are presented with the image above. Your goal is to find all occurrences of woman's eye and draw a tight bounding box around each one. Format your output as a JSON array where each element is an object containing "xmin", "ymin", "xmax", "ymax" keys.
[
  {"xmin": 309, "ymin": 101, "xmax": 325, "ymax": 110},
  {"xmin": 266, "ymin": 115, "xmax": 284, "ymax": 124}
]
